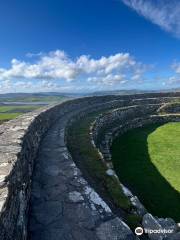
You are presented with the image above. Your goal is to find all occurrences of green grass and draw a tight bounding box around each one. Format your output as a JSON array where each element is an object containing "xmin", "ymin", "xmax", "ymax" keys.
[
  {"xmin": 111, "ymin": 122, "xmax": 180, "ymax": 221},
  {"xmin": 0, "ymin": 94, "xmax": 67, "ymax": 123},
  {"xmin": 0, "ymin": 96, "xmax": 67, "ymax": 103},
  {"xmin": 0, "ymin": 105, "xmax": 41, "ymax": 123},
  {"xmin": 0, "ymin": 105, "xmax": 39, "ymax": 113},
  {"xmin": 0, "ymin": 113, "xmax": 21, "ymax": 120}
]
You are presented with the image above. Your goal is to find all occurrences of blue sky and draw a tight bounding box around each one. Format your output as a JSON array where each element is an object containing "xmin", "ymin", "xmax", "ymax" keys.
[{"xmin": 0, "ymin": 0, "xmax": 180, "ymax": 93}]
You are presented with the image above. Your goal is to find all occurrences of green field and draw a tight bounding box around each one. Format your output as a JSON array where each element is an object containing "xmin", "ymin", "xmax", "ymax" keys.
[
  {"xmin": 0, "ymin": 95, "xmax": 66, "ymax": 103},
  {"xmin": 0, "ymin": 113, "xmax": 21, "ymax": 120},
  {"xmin": 0, "ymin": 105, "xmax": 41, "ymax": 122},
  {"xmin": 0, "ymin": 105, "xmax": 40, "ymax": 113},
  {"xmin": 111, "ymin": 122, "xmax": 180, "ymax": 221},
  {"xmin": 0, "ymin": 94, "xmax": 68, "ymax": 123}
]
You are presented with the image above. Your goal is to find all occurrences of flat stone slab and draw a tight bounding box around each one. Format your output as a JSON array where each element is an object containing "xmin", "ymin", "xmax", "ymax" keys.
[{"xmin": 96, "ymin": 217, "xmax": 136, "ymax": 240}]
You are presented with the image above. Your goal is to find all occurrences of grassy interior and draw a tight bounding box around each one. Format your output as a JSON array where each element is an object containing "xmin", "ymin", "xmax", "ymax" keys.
[{"xmin": 111, "ymin": 122, "xmax": 180, "ymax": 221}]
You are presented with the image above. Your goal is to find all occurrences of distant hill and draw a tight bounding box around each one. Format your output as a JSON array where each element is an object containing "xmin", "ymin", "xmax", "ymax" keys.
[
  {"xmin": 0, "ymin": 92, "xmax": 71, "ymax": 103},
  {"xmin": 86, "ymin": 89, "xmax": 148, "ymax": 96},
  {"xmin": 0, "ymin": 88, "xmax": 179, "ymax": 101},
  {"xmin": 0, "ymin": 92, "xmax": 67, "ymax": 99},
  {"xmin": 86, "ymin": 88, "xmax": 180, "ymax": 97}
]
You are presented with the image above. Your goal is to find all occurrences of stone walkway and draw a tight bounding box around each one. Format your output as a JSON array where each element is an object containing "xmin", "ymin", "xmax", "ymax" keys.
[{"xmin": 28, "ymin": 114, "xmax": 136, "ymax": 240}]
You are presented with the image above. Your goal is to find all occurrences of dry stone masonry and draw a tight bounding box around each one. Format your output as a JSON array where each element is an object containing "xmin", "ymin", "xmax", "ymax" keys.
[
  {"xmin": 0, "ymin": 93, "xmax": 180, "ymax": 240},
  {"xmin": 90, "ymin": 99, "xmax": 180, "ymax": 240}
]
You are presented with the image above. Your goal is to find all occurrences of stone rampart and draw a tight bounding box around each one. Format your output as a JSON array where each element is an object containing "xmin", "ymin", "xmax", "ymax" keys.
[
  {"xmin": 0, "ymin": 96, "xmax": 137, "ymax": 240},
  {"xmin": 0, "ymin": 92, "xmax": 180, "ymax": 240},
  {"xmin": 90, "ymin": 102, "xmax": 180, "ymax": 240}
]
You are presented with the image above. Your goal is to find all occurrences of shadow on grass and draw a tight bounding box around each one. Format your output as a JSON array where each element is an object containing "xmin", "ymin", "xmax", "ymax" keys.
[{"xmin": 111, "ymin": 123, "xmax": 180, "ymax": 222}]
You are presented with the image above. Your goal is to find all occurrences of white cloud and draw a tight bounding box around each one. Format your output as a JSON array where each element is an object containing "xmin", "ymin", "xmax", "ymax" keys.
[
  {"xmin": 0, "ymin": 50, "xmax": 146, "ymax": 84},
  {"xmin": 26, "ymin": 52, "xmax": 43, "ymax": 58},
  {"xmin": 0, "ymin": 50, "xmax": 149, "ymax": 92},
  {"xmin": 0, "ymin": 79, "xmax": 79, "ymax": 93},
  {"xmin": 164, "ymin": 61, "xmax": 180, "ymax": 85},
  {"xmin": 131, "ymin": 74, "xmax": 141, "ymax": 80},
  {"xmin": 0, "ymin": 50, "xmax": 79, "ymax": 81},
  {"xmin": 121, "ymin": 0, "xmax": 180, "ymax": 38},
  {"xmin": 88, "ymin": 74, "xmax": 127, "ymax": 86},
  {"xmin": 0, "ymin": 80, "xmax": 12, "ymax": 92},
  {"xmin": 76, "ymin": 53, "xmax": 136, "ymax": 74},
  {"xmin": 171, "ymin": 62, "xmax": 180, "ymax": 74}
]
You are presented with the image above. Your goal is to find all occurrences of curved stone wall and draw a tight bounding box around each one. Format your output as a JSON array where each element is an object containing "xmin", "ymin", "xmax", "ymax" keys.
[
  {"xmin": 0, "ymin": 92, "xmax": 180, "ymax": 240},
  {"xmin": 158, "ymin": 102, "xmax": 180, "ymax": 114},
  {"xmin": 90, "ymin": 103, "xmax": 180, "ymax": 240},
  {"xmin": 0, "ymin": 96, "xmax": 137, "ymax": 240}
]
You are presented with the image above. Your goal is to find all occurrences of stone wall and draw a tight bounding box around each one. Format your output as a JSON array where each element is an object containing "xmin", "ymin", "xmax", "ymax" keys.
[
  {"xmin": 0, "ymin": 96, "xmax": 137, "ymax": 240},
  {"xmin": 157, "ymin": 102, "xmax": 180, "ymax": 114},
  {"xmin": 92, "ymin": 104, "xmax": 160, "ymax": 144},
  {"xmin": 0, "ymin": 97, "xmax": 113, "ymax": 240},
  {"xmin": 90, "ymin": 103, "xmax": 180, "ymax": 240},
  {"xmin": 0, "ymin": 92, "xmax": 180, "ymax": 240}
]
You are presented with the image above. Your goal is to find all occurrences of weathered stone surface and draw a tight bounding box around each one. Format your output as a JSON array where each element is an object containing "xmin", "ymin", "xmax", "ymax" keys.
[
  {"xmin": 106, "ymin": 169, "xmax": 116, "ymax": 177},
  {"xmin": 96, "ymin": 217, "xmax": 135, "ymax": 240},
  {"xmin": 68, "ymin": 191, "xmax": 84, "ymax": 203},
  {"xmin": 28, "ymin": 118, "xmax": 129, "ymax": 239},
  {"xmin": 165, "ymin": 232, "xmax": 180, "ymax": 240},
  {"xmin": 157, "ymin": 218, "xmax": 177, "ymax": 233},
  {"xmin": 142, "ymin": 213, "xmax": 176, "ymax": 240},
  {"xmin": 30, "ymin": 200, "xmax": 63, "ymax": 225},
  {"xmin": 84, "ymin": 185, "xmax": 112, "ymax": 213},
  {"xmin": 130, "ymin": 196, "xmax": 147, "ymax": 216},
  {"xmin": 142, "ymin": 213, "xmax": 165, "ymax": 240},
  {"xmin": 120, "ymin": 183, "xmax": 133, "ymax": 197}
]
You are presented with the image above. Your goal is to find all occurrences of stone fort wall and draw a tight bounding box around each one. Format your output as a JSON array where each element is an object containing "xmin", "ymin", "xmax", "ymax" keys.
[
  {"xmin": 0, "ymin": 92, "xmax": 180, "ymax": 240},
  {"xmin": 90, "ymin": 103, "xmax": 180, "ymax": 240}
]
